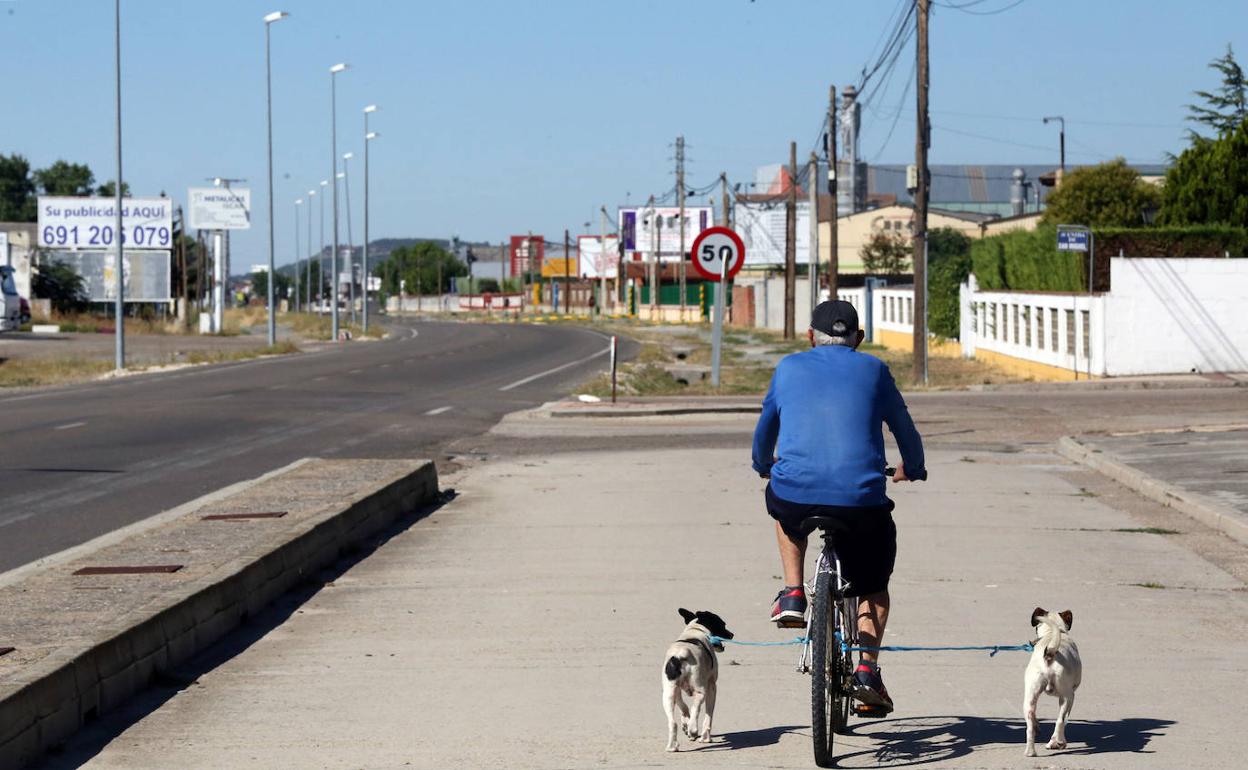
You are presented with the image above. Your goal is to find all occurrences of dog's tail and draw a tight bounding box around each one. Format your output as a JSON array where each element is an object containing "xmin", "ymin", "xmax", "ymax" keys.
[
  {"xmin": 664, "ymin": 655, "xmax": 685, "ymax": 681},
  {"xmin": 1037, "ymin": 617, "xmax": 1063, "ymax": 659}
]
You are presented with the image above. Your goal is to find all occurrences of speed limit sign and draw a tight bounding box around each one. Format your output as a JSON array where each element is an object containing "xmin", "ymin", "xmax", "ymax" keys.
[{"xmin": 690, "ymin": 227, "xmax": 746, "ymax": 281}]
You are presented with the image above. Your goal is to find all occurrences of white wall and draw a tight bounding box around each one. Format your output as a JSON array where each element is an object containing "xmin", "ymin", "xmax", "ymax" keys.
[
  {"xmin": 736, "ymin": 275, "xmax": 813, "ymax": 332},
  {"xmin": 1104, "ymin": 258, "xmax": 1248, "ymax": 375}
]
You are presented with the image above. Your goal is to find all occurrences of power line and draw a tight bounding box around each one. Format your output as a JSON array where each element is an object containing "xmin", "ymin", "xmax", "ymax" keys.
[{"xmin": 934, "ymin": 0, "xmax": 1027, "ymax": 14}]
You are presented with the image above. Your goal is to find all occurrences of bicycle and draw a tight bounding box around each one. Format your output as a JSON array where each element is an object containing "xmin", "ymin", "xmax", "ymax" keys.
[{"xmin": 793, "ymin": 467, "xmax": 898, "ymax": 768}]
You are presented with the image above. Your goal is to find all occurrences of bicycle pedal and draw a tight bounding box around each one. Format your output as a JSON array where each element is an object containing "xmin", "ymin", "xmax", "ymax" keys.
[
  {"xmin": 775, "ymin": 619, "xmax": 807, "ymax": 629},
  {"xmin": 853, "ymin": 705, "xmax": 891, "ymax": 719}
]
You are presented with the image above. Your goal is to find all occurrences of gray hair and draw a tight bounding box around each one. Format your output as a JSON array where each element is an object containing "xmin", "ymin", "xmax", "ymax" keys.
[{"xmin": 812, "ymin": 328, "xmax": 855, "ymax": 347}]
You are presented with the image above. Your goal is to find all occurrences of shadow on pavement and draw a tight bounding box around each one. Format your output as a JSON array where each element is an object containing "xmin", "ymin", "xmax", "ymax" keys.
[
  {"xmin": 33, "ymin": 491, "xmax": 458, "ymax": 770},
  {"xmin": 699, "ymin": 724, "xmax": 807, "ymax": 751},
  {"xmin": 834, "ymin": 715, "xmax": 1174, "ymax": 767}
]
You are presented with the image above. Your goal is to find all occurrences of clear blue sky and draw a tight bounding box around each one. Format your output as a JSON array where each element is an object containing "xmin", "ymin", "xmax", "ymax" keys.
[{"xmin": 2, "ymin": 0, "xmax": 1243, "ymax": 269}]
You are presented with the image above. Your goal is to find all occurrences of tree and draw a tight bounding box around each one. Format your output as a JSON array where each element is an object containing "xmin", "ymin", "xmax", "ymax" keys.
[
  {"xmin": 33, "ymin": 160, "xmax": 96, "ymax": 196},
  {"xmin": 0, "ymin": 153, "xmax": 37, "ymax": 222},
  {"xmin": 1158, "ymin": 119, "xmax": 1248, "ymax": 226},
  {"xmin": 1040, "ymin": 158, "xmax": 1161, "ymax": 228},
  {"xmin": 378, "ymin": 241, "xmax": 465, "ymax": 295},
  {"xmin": 926, "ymin": 228, "xmax": 973, "ymax": 338},
  {"xmin": 1187, "ymin": 44, "xmax": 1247, "ymax": 138},
  {"xmin": 250, "ymin": 269, "xmax": 292, "ymax": 302},
  {"xmin": 96, "ymin": 180, "xmax": 132, "ymax": 197},
  {"xmin": 859, "ymin": 231, "xmax": 911, "ymax": 275},
  {"xmin": 32, "ymin": 260, "xmax": 88, "ymax": 314}
]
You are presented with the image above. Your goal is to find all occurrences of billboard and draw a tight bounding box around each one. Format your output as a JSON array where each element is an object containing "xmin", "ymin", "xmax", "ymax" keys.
[
  {"xmin": 37, "ymin": 196, "xmax": 173, "ymax": 249},
  {"xmin": 540, "ymin": 257, "xmax": 578, "ymax": 278},
  {"xmin": 617, "ymin": 206, "xmax": 713, "ymax": 259},
  {"xmin": 45, "ymin": 250, "xmax": 171, "ymax": 302},
  {"xmin": 188, "ymin": 187, "xmax": 252, "ymax": 230},
  {"xmin": 509, "ymin": 235, "xmax": 544, "ymax": 276},
  {"xmin": 732, "ymin": 200, "xmax": 811, "ymax": 265},
  {"xmin": 577, "ymin": 235, "xmax": 619, "ymax": 278}
]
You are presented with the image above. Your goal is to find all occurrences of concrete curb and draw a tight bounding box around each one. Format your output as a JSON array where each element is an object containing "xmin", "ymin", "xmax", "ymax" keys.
[
  {"xmin": 0, "ymin": 459, "xmax": 439, "ymax": 770},
  {"xmin": 1057, "ymin": 435, "xmax": 1248, "ymax": 546},
  {"xmin": 551, "ymin": 403, "xmax": 761, "ymax": 418}
]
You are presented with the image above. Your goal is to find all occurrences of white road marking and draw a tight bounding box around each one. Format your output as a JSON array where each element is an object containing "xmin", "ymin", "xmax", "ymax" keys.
[
  {"xmin": 380, "ymin": 364, "xmax": 391, "ymax": 369},
  {"xmin": 498, "ymin": 346, "xmax": 611, "ymax": 391},
  {"xmin": 349, "ymin": 369, "xmax": 363, "ymax": 374},
  {"xmin": 425, "ymin": 406, "xmax": 453, "ymax": 416},
  {"xmin": 208, "ymin": 393, "xmax": 233, "ymax": 401},
  {"xmin": 54, "ymin": 421, "xmax": 87, "ymax": 431},
  {"xmin": 409, "ymin": 328, "xmax": 419, "ymax": 339},
  {"xmin": 313, "ymin": 376, "xmax": 327, "ymax": 381}
]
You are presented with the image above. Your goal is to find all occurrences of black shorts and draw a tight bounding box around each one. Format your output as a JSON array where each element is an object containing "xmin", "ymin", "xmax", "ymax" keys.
[{"xmin": 765, "ymin": 484, "xmax": 897, "ymax": 597}]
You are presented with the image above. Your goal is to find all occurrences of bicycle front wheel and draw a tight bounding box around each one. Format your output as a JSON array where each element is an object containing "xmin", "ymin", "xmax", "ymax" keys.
[{"xmin": 810, "ymin": 570, "xmax": 839, "ymax": 767}]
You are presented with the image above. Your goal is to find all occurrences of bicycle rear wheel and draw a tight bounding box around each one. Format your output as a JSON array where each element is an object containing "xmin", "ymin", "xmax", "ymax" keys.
[
  {"xmin": 832, "ymin": 597, "xmax": 856, "ymax": 734},
  {"xmin": 810, "ymin": 570, "xmax": 839, "ymax": 767}
]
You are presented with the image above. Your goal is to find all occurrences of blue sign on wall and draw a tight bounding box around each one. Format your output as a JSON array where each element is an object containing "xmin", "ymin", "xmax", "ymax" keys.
[{"xmin": 1057, "ymin": 229, "xmax": 1089, "ymax": 252}]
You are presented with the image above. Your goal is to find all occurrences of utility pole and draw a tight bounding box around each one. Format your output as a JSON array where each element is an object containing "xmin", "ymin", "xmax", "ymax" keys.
[
  {"xmin": 564, "ymin": 228, "xmax": 571, "ymax": 314},
  {"xmin": 808, "ymin": 152, "xmax": 820, "ymax": 311},
  {"xmin": 912, "ymin": 0, "xmax": 931, "ymax": 385},
  {"xmin": 1043, "ymin": 115, "xmax": 1066, "ymax": 177},
  {"xmin": 647, "ymin": 195, "xmax": 658, "ymax": 316},
  {"xmin": 599, "ymin": 206, "xmax": 609, "ymax": 314},
  {"xmin": 676, "ymin": 135, "xmax": 686, "ymax": 321},
  {"xmin": 827, "ymin": 85, "xmax": 840, "ymax": 299},
  {"xmin": 784, "ymin": 141, "xmax": 797, "ymax": 340},
  {"xmin": 720, "ymin": 173, "xmax": 730, "ymax": 229}
]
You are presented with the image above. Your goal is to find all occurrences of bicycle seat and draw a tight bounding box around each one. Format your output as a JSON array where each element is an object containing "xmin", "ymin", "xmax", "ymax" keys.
[{"xmin": 799, "ymin": 516, "xmax": 853, "ymax": 536}]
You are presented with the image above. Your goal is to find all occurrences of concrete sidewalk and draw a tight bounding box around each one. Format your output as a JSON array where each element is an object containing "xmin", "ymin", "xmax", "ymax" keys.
[{"xmin": 57, "ymin": 445, "xmax": 1247, "ymax": 769}]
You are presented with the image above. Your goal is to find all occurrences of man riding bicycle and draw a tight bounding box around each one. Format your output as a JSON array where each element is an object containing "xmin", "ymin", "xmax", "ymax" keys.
[{"xmin": 751, "ymin": 300, "xmax": 926, "ymax": 716}]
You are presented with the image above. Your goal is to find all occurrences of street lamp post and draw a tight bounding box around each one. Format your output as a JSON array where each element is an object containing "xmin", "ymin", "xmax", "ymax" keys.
[
  {"xmin": 306, "ymin": 188, "xmax": 315, "ymax": 311},
  {"xmin": 363, "ymin": 104, "xmax": 378, "ymax": 334},
  {"xmin": 318, "ymin": 179, "xmax": 328, "ymax": 312},
  {"xmin": 329, "ymin": 62, "xmax": 348, "ymax": 340},
  {"xmin": 1043, "ymin": 115, "xmax": 1066, "ymax": 177},
  {"xmin": 263, "ymin": 11, "xmax": 289, "ymax": 346},
  {"xmin": 294, "ymin": 198, "xmax": 302, "ymax": 312},
  {"xmin": 341, "ymin": 154, "xmax": 355, "ymax": 324},
  {"xmin": 113, "ymin": 0, "xmax": 124, "ymax": 370}
]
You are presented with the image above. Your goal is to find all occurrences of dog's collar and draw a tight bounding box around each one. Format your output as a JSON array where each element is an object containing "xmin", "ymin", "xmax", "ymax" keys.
[{"xmin": 676, "ymin": 637, "xmax": 721, "ymax": 659}]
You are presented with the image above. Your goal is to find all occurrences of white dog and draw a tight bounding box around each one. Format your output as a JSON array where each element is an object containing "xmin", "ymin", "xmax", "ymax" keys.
[
  {"xmin": 1024, "ymin": 607, "xmax": 1082, "ymax": 757},
  {"xmin": 661, "ymin": 608, "xmax": 733, "ymax": 752}
]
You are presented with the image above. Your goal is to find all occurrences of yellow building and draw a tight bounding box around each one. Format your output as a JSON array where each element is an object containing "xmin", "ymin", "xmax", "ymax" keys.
[{"xmin": 821, "ymin": 204, "xmax": 993, "ymax": 273}]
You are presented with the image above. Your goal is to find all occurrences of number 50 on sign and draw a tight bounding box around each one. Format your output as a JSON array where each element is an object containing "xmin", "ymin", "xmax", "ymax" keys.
[{"xmin": 690, "ymin": 227, "xmax": 746, "ymax": 281}]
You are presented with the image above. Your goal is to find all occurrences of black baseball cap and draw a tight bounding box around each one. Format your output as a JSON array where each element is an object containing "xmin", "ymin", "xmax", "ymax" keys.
[{"xmin": 810, "ymin": 300, "xmax": 859, "ymax": 337}]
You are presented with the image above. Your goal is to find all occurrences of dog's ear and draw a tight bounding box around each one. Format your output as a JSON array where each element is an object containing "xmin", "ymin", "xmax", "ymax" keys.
[
  {"xmin": 1030, "ymin": 607, "xmax": 1047, "ymax": 627},
  {"xmin": 678, "ymin": 608, "xmax": 696, "ymax": 623},
  {"xmin": 1059, "ymin": 610, "xmax": 1073, "ymax": 630}
]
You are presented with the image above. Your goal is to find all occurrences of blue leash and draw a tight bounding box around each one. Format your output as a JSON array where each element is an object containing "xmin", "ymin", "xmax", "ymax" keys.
[{"xmin": 709, "ymin": 635, "xmax": 1033, "ymax": 657}]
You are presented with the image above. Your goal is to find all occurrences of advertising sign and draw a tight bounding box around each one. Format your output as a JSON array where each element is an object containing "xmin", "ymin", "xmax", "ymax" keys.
[
  {"xmin": 510, "ymin": 235, "xmax": 544, "ymax": 276},
  {"xmin": 188, "ymin": 187, "xmax": 252, "ymax": 230},
  {"xmin": 37, "ymin": 196, "xmax": 173, "ymax": 249},
  {"xmin": 577, "ymin": 235, "xmax": 620, "ymax": 279},
  {"xmin": 732, "ymin": 200, "xmax": 811, "ymax": 265},
  {"xmin": 45, "ymin": 250, "xmax": 171, "ymax": 302},
  {"xmin": 540, "ymin": 257, "xmax": 578, "ymax": 278},
  {"xmin": 0, "ymin": 231, "xmax": 8, "ymax": 265},
  {"xmin": 617, "ymin": 206, "xmax": 713, "ymax": 258}
]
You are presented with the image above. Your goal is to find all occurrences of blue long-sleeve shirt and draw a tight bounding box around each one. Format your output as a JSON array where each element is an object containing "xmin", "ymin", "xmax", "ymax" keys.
[{"xmin": 751, "ymin": 345, "xmax": 925, "ymax": 506}]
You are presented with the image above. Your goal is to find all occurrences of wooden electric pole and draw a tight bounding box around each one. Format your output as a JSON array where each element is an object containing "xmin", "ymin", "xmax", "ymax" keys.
[
  {"xmin": 784, "ymin": 140, "xmax": 797, "ymax": 340},
  {"xmin": 676, "ymin": 135, "xmax": 686, "ymax": 320},
  {"xmin": 720, "ymin": 172, "xmax": 730, "ymax": 229},
  {"xmin": 808, "ymin": 152, "xmax": 819, "ymax": 311},
  {"xmin": 827, "ymin": 85, "xmax": 839, "ymax": 299},
  {"xmin": 912, "ymin": 0, "xmax": 930, "ymax": 384}
]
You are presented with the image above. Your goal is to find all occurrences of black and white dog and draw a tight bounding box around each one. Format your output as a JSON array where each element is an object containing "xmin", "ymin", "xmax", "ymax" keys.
[
  {"xmin": 662, "ymin": 608, "xmax": 733, "ymax": 752},
  {"xmin": 1024, "ymin": 607, "xmax": 1082, "ymax": 757}
]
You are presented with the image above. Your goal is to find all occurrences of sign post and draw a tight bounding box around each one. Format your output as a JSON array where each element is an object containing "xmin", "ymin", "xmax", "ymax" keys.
[
  {"xmin": 1057, "ymin": 224, "xmax": 1093, "ymax": 380},
  {"xmin": 188, "ymin": 187, "xmax": 251, "ymax": 333},
  {"xmin": 691, "ymin": 226, "xmax": 746, "ymax": 388}
]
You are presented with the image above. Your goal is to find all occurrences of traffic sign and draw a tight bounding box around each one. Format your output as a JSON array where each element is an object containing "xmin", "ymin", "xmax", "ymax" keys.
[{"xmin": 690, "ymin": 226, "xmax": 745, "ymax": 281}]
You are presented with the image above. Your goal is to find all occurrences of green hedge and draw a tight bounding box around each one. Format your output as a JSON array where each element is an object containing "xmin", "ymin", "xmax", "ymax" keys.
[{"xmin": 971, "ymin": 224, "xmax": 1247, "ymax": 292}]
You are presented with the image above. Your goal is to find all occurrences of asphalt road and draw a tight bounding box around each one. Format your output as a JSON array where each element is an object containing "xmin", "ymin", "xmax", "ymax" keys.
[{"xmin": 0, "ymin": 319, "xmax": 622, "ymax": 573}]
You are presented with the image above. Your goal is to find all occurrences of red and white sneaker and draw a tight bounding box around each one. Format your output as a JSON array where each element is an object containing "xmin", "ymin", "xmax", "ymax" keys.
[{"xmin": 769, "ymin": 586, "xmax": 807, "ymax": 627}]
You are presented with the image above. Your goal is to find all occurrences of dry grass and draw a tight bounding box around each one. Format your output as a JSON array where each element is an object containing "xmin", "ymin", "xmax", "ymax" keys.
[
  {"xmin": 571, "ymin": 320, "xmax": 1027, "ymax": 397},
  {"xmin": 182, "ymin": 340, "xmax": 300, "ymax": 365},
  {"xmin": 0, "ymin": 357, "xmax": 114, "ymax": 388},
  {"xmin": 285, "ymin": 312, "xmax": 385, "ymax": 341}
]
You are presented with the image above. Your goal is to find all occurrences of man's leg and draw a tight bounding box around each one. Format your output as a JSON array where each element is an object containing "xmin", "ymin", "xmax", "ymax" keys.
[
  {"xmin": 775, "ymin": 521, "xmax": 806, "ymax": 585},
  {"xmin": 856, "ymin": 590, "xmax": 890, "ymax": 663}
]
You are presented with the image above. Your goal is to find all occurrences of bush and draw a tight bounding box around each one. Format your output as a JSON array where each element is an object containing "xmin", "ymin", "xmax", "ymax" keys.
[
  {"xmin": 32, "ymin": 260, "xmax": 89, "ymax": 313},
  {"xmin": 860, "ymin": 232, "xmax": 911, "ymax": 275},
  {"xmin": 475, "ymin": 277, "xmax": 501, "ymax": 293},
  {"xmin": 927, "ymin": 228, "xmax": 972, "ymax": 338}
]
